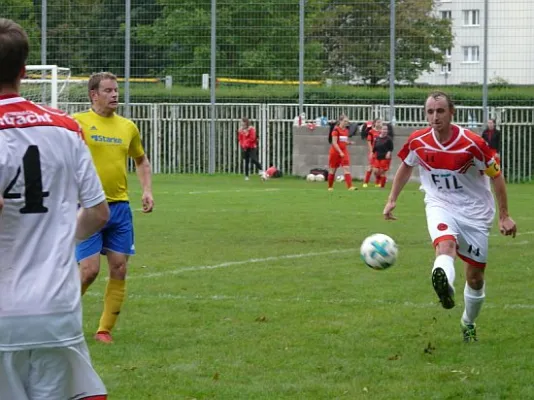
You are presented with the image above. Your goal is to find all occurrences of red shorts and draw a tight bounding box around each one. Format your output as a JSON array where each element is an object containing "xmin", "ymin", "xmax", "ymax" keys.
[
  {"xmin": 329, "ymin": 150, "xmax": 350, "ymax": 168},
  {"xmin": 372, "ymin": 158, "xmax": 391, "ymax": 171}
]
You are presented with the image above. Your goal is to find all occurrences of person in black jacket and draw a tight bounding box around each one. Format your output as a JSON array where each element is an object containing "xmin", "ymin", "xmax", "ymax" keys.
[
  {"xmin": 372, "ymin": 125, "xmax": 394, "ymax": 188},
  {"xmin": 481, "ymin": 119, "xmax": 501, "ymax": 159}
]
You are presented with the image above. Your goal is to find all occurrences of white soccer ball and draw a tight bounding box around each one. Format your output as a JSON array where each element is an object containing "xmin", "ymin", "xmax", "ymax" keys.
[
  {"xmin": 306, "ymin": 174, "xmax": 316, "ymax": 182},
  {"xmin": 261, "ymin": 172, "xmax": 269, "ymax": 180},
  {"xmin": 314, "ymin": 174, "xmax": 325, "ymax": 182},
  {"xmin": 336, "ymin": 175, "xmax": 344, "ymax": 182},
  {"xmin": 360, "ymin": 233, "xmax": 398, "ymax": 270}
]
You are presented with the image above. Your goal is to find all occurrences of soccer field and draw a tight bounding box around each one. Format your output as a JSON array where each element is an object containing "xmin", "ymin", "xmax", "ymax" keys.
[{"xmin": 83, "ymin": 175, "xmax": 534, "ymax": 399}]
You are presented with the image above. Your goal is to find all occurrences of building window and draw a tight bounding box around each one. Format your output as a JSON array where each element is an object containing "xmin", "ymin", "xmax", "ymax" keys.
[
  {"xmin": 445, "ymin": 48, "xmax": 452, "ymax": 58},
  {"xmin": 463, "ymin": 10, "xmax": 480, "ymax": 26},
  {"xmin": 463, "ymin": 46, "xmax": 480, "ymax": 62},
  {"xmin": 441, "ymin": 10, "xmax": 452, "ymax": 20},
  {"xmin": 441, "ymin": 63, "xmax": 452, "ymax": 74}
]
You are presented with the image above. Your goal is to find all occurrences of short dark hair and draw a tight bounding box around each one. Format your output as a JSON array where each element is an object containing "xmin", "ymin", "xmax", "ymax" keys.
[
  {"xmin": 0, "ymin": 18, "xmax": 29, "ymax": 85},
  {"xmin": 241, "ymin": 117, "xmax": 250, "ymax": 127},
  {"xmin": 426, "ymin": 91, "xmax": 455, "ymax": 111},
  {"xmin": 88, "ymin": 72, "xmax": 117, "ymax": 102}
]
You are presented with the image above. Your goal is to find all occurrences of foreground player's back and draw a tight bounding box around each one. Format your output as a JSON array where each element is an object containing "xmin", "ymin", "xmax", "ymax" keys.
[{"xmin": 0, "ymin": 95, "xmax": 105, "ymax": 349}]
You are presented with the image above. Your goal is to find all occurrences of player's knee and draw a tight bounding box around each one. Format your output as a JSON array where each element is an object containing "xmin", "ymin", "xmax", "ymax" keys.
[
  {"xmin": 436, "ymin": 240, "xmax": 456, "ymax": 257},
  {"xmin": 466, "ymin": 267, "xmax": 484, "ymax": 290},
  {"xmin": 80, "ymin": 262, "xmax": 100, "ymax": 284},
  {"xmin": 466, "ymin": 276, "xmax": 484, "ymax": 290},
  {"xmin": 109, "ymin": 261, "xmax": 127, "ymax": 279}
]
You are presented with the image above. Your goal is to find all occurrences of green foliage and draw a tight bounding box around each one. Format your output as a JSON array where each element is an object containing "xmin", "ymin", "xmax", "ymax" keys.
[
  {"xmin": 3, "ymin": 0, "xmax": 531, "ymax": 105},
  {"xmin": 309, "ymin": 0, "xmax": 453, "ymax": 84},
  {"xmin": 1, "ymin": 0, "xmax": 40, "ymax": 63},
  {"xmin": 32, "ymin": 0, "xmax": 163, "ymax": 76},
  {"xmin": 131, "ymin": 0, "xmax": 453, "ymax": 85},
  {"xmin": 69, "ymin": 83, "xmax": 534, "ymax": 106},
  {"xmin": 133, "ymin": 0, "xmax": 321, "ymax": 84}
]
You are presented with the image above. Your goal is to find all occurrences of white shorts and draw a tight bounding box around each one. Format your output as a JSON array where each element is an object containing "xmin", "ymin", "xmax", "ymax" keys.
[
  {"xmin": 0, "ymin": 341, "xmax": 107, "ymax": 400},
  {"xmin": 426, "ymin": 206, "xmax": 490, "ymax": 268}
]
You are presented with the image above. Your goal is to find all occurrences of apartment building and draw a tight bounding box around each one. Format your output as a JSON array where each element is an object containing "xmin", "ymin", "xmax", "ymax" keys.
[{"xmin": 416, "ymin": 0, "xmax": 534, "ymax": 85}]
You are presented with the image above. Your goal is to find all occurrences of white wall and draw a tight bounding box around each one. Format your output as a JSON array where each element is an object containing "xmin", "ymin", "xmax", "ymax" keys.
[{"xmin": 417, "ymin": 0, "xmax": 534, "ymax": 85}]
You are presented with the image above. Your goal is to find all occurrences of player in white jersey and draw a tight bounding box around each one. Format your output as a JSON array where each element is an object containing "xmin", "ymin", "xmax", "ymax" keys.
[
  {"xmin": 382, "ymin": 91, "xmax": 517, "ymax": 342},
  {"xmin": 0, "ymin": 18, "xmax": 109, "ymax": 399}
]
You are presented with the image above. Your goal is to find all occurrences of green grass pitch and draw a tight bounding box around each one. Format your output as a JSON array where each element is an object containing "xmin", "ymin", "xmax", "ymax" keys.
[{"xmin": 83, "ymin": 174, "xmax": 534, "ymax": 399}]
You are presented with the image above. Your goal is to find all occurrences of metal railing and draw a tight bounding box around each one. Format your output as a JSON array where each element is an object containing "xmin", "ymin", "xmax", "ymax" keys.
[{"xmin": 61, "ymin": 103, "xmax": 533, "ymax": 182}]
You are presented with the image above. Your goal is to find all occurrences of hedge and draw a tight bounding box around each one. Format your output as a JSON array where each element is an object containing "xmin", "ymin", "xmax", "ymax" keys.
[{"xmin": 95, "ymin": 84, "xmax": 534, "ymax": 106}]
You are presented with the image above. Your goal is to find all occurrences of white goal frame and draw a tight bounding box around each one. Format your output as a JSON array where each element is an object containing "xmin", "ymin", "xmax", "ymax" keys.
[{"xmin": 22, "ymin": 65, "xmax": 71, "ymax": 108}]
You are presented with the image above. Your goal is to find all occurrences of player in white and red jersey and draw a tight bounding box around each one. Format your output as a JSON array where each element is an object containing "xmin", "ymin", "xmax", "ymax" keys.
[
  {"xmin": 0, "ymin": 18, "xmax": 109, "ymax": 399},
  {"xmin": 383, "ymin": 91, "xmax": 517, "ymax": 342}
]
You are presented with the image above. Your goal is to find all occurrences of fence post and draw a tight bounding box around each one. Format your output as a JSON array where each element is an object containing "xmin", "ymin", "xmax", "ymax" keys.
[
  {"xmin": 152, "ymin": 104, "xmax": 160, "ymax": 174},
  {"xmin": 260, "ymin": 104, "xmax": 268, "ymax": 169}
]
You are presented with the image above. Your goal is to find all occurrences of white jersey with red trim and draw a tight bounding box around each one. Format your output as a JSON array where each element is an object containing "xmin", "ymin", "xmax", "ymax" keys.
[
  {"xmin": 398, "ymin": 124, "xmax": 500, "ymax": 226},
  {"xmin": 0, "ymin": 94, "xmax": 105, "ymax": 351}
]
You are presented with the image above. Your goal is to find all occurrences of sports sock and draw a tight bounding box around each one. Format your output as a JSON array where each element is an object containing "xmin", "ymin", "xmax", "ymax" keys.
[
  {"xmin": 381, "ymin": 175, "xmax": 387, "ymax": 187},
  {"xmin": 462, "ymin": 282, "xmax": 485, "ymax": 325},
  {"xmin": 327, "ymin": 173, "xmax": 335, "ymax": 188},
  {"xmin": 364, "ymin": 170, "xmax": 371, "ymax": 184},
  {"xmin": 344, "ymin": 173, "xmax": 352, "ymax": 188},
  {"xmin": 375, "ymin": 174, "xmax": 380, "ymax": 185},
  {"xmin": 98, "ymin": 278, "xmax": 126, "ymax": 333},
  {"xmin": 432, "ymin": 254, "xmax": 456, "ymax": 287}
]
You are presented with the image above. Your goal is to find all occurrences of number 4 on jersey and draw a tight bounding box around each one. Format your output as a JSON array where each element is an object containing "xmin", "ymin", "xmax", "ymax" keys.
[{"xmin": 3, "ymin": 145, "xmax": 50, "ymax": 214}]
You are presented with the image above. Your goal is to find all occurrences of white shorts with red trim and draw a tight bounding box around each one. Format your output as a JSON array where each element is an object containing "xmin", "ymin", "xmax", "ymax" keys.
[
  {"xmin": 426, "ymin": 205, "xmax": 490, "ymax": 268},
  {"xmin": 0, "ymin": 341, "xmax": 107, "ymax": 400}
]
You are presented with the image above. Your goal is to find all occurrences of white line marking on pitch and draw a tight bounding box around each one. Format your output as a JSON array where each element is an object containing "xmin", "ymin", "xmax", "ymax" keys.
[
  {"xmin": 129, "ymin": 230, "xmax": 534, "ymax": 277},
  {"xmin": 490, "ymin": 230, "xmax": 534, "ymax": 238},
  {"xmin": 151, "ymin": 188, "xmax": 281, "ymax": 195},
  {"xmin": 86, "ymin": 227, "xmax": 531, "ymax": 278},
  {"xmin": 84, "ymin": 291, "xmax": 534, "ymax": 310},
  {"xmin": 133, "ymin": 248, "xmax": 357, "ymax": 279},
  {"xmin": 188, "ymin": 188, "xmax": 281, "ymax": 195}
]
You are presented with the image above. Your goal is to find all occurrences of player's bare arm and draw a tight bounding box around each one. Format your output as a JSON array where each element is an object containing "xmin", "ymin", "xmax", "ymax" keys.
[
  {"xmin": 134, "ymin": 154, "xmax": 154, "ymax": 213},
  {"xmin": 491, "ymin": 173, "xmax": 517, "ymax": 237},
  {"xmin": 76, "ymin": 201, "xmax": 110, "ymax": 241},
  {"xmin": 383, "ymin": 162, "xmax": 413, "ymax": 220}
]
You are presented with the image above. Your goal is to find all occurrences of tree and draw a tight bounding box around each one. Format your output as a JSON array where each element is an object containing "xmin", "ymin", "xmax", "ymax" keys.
[
  {"xmin": 310, "ymin": 0, "xmax": 453, "ymax": 84},
  {"xmin": 3, "ymin": 0, "xmax": 40, "ymax": 64},
  {"xmin": 133, "ymin": 0, "xmax": 325, "ymax": 85},
  {"xmin": 29, "ymin": 0, "xmax": 163, "ymax": 77}
]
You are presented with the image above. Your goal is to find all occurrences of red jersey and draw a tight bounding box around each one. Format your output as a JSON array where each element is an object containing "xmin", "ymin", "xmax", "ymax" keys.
[
  {"xmin": 398, "ymin": 124, "xmax": 500, "ymax": 225},
  {"xmin": 238, "ymin": 127, "xmax": 257, "ymax": 149},
  {"xmin": 265, "ymin": 166, "xmax": 278, "ymax": 177},
  {"xmin": 367, "ymin": 128, "xmax": 380, "ymax": 147},
  {"xmin": 330, "ymin": 126, "xmax": 350, "ymax": 151}
]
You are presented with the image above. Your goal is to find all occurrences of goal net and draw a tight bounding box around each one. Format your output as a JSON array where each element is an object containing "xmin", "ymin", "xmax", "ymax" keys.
[{"xmin": 21, "ymin": 65, "xmax": 72, "ymax": 108}]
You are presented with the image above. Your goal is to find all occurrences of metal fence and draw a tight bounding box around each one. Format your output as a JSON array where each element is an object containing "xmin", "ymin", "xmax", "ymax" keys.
[
  {"xmin": 62, "ymin": 102, "xmax": 533, "ymax": 182},
  {"xmin": 4, "ymin": 1, "xmax": 534, "ymax": 103}
]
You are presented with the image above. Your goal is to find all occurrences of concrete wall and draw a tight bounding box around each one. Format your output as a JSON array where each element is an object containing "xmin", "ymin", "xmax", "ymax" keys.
[{"xmin": 292, "ymin": 126, "xmax": 426, "ymax": 181}]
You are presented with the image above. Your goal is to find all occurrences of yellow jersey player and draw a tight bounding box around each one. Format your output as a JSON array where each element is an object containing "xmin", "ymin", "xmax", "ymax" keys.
[{"xmin": 74, "ymin": 72, "xmax": 154, "ymax": 344}]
